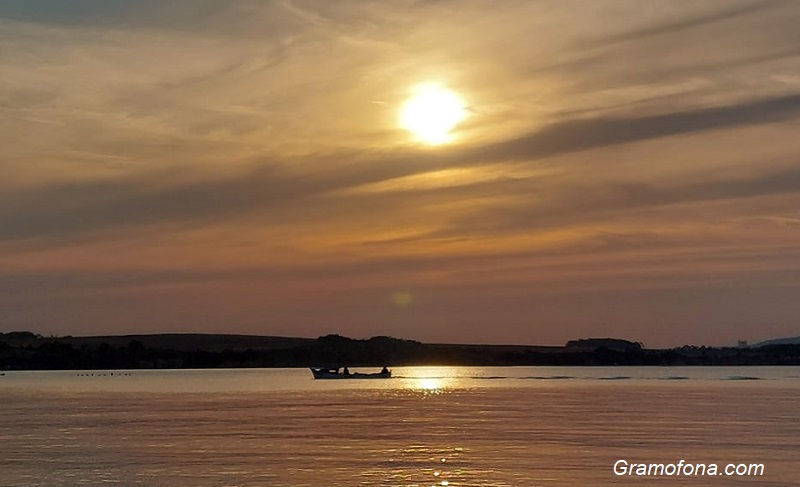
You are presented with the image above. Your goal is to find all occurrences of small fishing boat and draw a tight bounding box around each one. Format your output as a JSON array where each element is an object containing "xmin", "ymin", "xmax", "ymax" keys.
[{"xmin": 310, "ymin": 367, "xmax": 391, "ymax": 379}]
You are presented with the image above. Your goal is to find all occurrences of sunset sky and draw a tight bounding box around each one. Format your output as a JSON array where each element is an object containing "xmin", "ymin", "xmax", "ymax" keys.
[{"xmin": 2, "ymin": 1, "xmax": 800, "ymax": 347}]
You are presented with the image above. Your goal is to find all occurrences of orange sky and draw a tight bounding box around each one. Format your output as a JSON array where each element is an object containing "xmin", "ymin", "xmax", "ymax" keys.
[{"xmin": 2, "ymin": 1, "xmax": 800, "ymax": 346}]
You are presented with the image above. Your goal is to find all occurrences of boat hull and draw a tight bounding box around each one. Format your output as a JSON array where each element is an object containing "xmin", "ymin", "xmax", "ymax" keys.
[{"xmin": 310, "ymin": 368, "xmax": 391, "ymax": 379}]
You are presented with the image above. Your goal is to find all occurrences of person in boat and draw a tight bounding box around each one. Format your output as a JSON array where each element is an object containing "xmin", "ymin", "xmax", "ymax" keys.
[
  {"xmin": 381, "ymin": 366, "xmax": 389, "ymax": 374},
  {"xmin": 343, "ymin": 366, "xmax": 350, "ymax": 375}
]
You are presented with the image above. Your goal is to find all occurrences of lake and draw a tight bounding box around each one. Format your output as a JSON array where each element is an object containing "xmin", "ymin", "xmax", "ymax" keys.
[{"xmin": 1, "ymin": 366, "xmax": 799, "ymax": 486}]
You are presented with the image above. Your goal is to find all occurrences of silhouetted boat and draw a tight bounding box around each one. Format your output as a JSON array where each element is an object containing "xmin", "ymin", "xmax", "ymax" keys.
[{"xmin": 310, "ymin": 367, "xmax": 391, "ymax": 379}]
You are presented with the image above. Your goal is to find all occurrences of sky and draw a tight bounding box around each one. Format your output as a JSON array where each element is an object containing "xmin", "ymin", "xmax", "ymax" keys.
[{"xmin": 1, "ymin": 0, "xmax": 800, "ymax": 347}]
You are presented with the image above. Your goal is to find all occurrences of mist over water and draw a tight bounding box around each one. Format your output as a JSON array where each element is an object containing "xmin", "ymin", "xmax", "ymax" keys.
[{"xmin": 1, "ymin": 367, "xmax": 799, "ymax": 486}]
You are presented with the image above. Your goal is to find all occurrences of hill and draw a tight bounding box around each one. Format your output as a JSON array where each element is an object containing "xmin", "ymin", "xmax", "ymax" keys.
[
  {"xmin": 57, "ymin": 333, "xmax": 314, "ymax": 352},
  {"xmin": 2, "ymin": 331, "xmax": 800, "ymax": 369},
  {"xmin": 754, "ymin": 336, "xmax": 800, "ymax": 347}
]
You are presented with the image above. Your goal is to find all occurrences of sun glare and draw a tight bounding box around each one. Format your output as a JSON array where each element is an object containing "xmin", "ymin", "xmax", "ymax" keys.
[
  {"xmin": 417, "ymin": 378, "xmax": 442, "ymax": 391},
  {"xmin": 400, "ymin": 83, "xmax": 467, "ymax": 145}
]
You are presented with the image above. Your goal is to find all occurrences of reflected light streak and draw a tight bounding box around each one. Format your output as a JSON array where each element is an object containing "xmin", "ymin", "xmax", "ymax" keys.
[
  {"xmin": 395, "ymin": 367, "xmax": 472, "ymax": 393},
  {"xmin": 418, "ymin": 378, "xmax": 442, "ymax": 391}
]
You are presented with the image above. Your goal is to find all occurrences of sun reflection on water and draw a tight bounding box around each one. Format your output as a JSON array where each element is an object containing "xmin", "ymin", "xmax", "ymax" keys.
[
  {"xmin": 417, "ymin": 378, "xmax": 442, "ymax": 391},
  {"xmin": 398, "ymin": 367, "xmax": 472, "ymax": 394}
]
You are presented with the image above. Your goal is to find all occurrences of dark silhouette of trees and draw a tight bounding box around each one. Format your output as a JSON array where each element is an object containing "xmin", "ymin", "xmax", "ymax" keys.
[{"xmin": 1, "ymin": 331, "xmax": 799, "ymax": 370}]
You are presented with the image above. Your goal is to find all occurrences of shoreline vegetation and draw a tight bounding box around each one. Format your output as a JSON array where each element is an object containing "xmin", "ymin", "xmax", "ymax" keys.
[{"xmin": 1, "ymin": 331, "xmax": 799, "ymax": 370}]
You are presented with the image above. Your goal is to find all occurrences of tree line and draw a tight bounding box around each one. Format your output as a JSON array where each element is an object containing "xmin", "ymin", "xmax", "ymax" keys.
[{"xmin": 1, "ymin": 332, "xmax": 799, "ymax": 370}]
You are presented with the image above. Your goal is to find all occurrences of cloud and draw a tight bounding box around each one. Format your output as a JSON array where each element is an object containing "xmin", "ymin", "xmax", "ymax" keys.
[
  {"xmin": 2, "ymin": 92, "xmax": 800, "ymax": 246},
  {"xmin": 437, "ymin": 167, "xmax": 800, "ymax": 237},
  {"xmin": 460, "ymin": 93, "xmax": 800, "ymax": 163},
  {"xmin": 585, "ymin": 0, "xmax": 786, "ymax": 48},
  {"xmin": 534, "ymin": 0, "xmax": 800, "ymax": 115}
]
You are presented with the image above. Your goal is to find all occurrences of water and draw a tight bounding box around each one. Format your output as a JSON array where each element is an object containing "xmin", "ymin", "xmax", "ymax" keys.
[{"xmin": 1, "ymin": 367, "xmax": 798, "ymax": 486}]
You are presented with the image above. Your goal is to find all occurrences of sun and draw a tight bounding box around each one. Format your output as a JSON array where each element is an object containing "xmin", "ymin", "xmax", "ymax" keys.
[{"xmin": 399, "ymin": 83, "xmax": 467, "ymax": 145}]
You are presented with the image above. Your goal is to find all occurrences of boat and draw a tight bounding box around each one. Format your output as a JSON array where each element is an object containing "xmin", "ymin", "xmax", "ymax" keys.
[{"xmin": 310, "ymin": 367, "xmax": 391, "ymax": 379}]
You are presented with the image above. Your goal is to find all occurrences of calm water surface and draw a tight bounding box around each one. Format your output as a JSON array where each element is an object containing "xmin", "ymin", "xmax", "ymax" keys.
[{"xmin": 1, "ymin": 366, "xmax": 799, "ymax": 486}]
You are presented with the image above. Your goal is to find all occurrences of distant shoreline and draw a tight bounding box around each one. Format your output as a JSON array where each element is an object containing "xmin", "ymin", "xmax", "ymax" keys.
[{"xmin": 2, "ymin": 332, "xmax": 800, "ymax": 370}]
